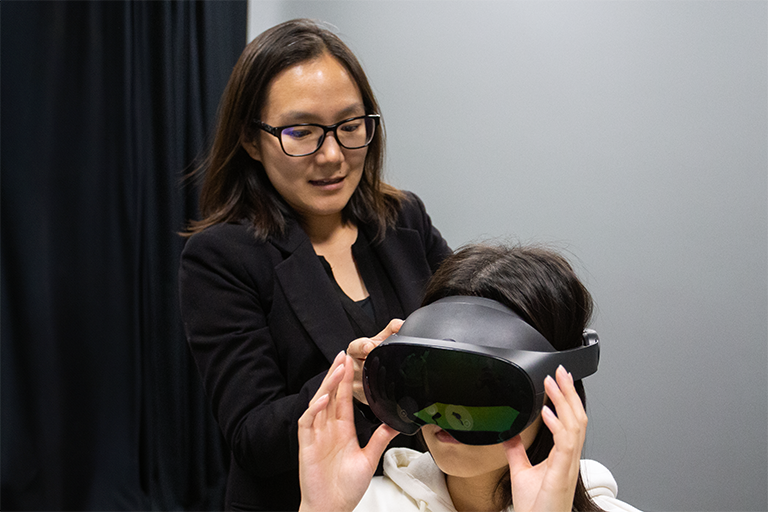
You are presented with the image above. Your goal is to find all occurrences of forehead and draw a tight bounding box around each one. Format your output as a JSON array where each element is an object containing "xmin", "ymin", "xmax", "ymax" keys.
[{"xmin": 261, "ymin": 53, "xmax": 365, "ymax": 124}]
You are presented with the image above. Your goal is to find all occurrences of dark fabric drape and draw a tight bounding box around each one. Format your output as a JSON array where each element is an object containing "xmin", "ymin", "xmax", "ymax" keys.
[{"xmin": 1, "ymin": 2, "xmax": 246, "ymax": 509}]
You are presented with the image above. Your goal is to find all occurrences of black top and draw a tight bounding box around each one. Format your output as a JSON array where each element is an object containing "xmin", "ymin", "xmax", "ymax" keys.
[{"xmin": 318, "ymin": 229, "xmax": 405, "ymax": 337}]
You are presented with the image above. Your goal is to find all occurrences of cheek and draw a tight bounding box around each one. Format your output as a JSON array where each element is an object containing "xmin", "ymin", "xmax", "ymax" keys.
[
  {"xmin": 261, "ymin": 152, "xmax": 304, "ymax": 187},
  {"xmin": 348, "ymin": 147, "xmax": 368, "ymax": 171},
  {"xmin": 261, "ymin": 165, "xmax": 288, "ymax": 194}
]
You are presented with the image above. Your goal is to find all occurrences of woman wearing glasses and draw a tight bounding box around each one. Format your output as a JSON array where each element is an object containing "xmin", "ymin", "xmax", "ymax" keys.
[
  {"xmin": 179, "ymin": 19, "xmax": 450, "ymax": 511},
  {"xmin": 298, "ymin": 244, "xmax": 640, "ymax": 512}
]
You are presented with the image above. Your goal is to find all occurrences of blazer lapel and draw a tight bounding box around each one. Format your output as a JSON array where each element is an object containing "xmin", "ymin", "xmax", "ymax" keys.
[
  {"xmin": 272, "ymin": 220, "xmax": 356, "ymax": 363},
  {"xmin": 365, "ymin": 225, "xmax": 433, "ymax": 316}
]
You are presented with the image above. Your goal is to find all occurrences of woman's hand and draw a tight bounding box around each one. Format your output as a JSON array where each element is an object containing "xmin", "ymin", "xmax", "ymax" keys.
[
  {"xmin": 346, "ymin": 318, "xmax": 403, "ymax": 404},
  {"xmin": 298, "ymin": 351, "xmax": 399, "ymax": 512},
  {"xmin": 503, "ymin": 365, "xmax": 587, "ymax": 512}
]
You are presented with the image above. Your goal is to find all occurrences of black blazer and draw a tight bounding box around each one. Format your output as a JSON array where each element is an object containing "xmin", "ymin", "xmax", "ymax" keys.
[{"xmin": 179, "ymin": 192, "xmax": 450, "ymax": 511}]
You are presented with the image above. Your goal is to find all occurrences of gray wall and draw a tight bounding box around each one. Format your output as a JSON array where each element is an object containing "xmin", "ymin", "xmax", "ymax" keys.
[{"xmin": 248, "ymin": 2, "xmax": 768, "ymax": 511}]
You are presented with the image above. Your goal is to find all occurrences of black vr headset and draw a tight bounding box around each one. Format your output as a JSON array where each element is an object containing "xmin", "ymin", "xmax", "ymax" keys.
[{"xmin": 363, "ymin": 296, "xmax": 600, "ymax": 445}]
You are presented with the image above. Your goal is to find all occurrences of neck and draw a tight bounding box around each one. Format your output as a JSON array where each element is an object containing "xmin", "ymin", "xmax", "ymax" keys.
[
  {"xmin": 301, "ymin": 212, "xmax": 346, "ymax": 244},
  {"xmin": 446, "ymin": 468, "xmax": 507, "ymax": 512},
  {"xmin": 302, "ymin": 213, "xmax": 358, "ymax": 255}
]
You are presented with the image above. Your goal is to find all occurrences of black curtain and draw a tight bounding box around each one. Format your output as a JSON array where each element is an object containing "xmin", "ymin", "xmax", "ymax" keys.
[{"xmin": 1, "ymin": 2, "xmax": 247, "ymax": 509}]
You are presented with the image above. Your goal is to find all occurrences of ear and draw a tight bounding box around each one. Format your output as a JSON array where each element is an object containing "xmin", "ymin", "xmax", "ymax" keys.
[{"xmin": 241, "ymin": 137, "xmax": 261, "ymax": 161}]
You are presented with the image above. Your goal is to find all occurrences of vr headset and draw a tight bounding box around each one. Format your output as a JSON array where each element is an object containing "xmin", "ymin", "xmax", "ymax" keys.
[{"xmin": 363, "ymin": 296, "xmax": 600, "ymax": 445}]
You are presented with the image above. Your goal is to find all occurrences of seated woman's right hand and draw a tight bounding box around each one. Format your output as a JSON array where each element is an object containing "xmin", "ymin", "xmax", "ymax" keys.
[
  {"xmin": 298, "ymin": 351, "xmax": 398, "ymax": 512},
  {"xmin": 346, "ymin": 318, "xmax": 403, "ymax": 404},
  {"xmin": 504, "ymin": 366, "xmax": 587, "ymax": 512}
]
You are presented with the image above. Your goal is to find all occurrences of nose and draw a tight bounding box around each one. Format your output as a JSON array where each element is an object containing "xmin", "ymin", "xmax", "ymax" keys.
[{"xmin": 315, "ymin": 131, "xmax": 343, "ymax": 164}]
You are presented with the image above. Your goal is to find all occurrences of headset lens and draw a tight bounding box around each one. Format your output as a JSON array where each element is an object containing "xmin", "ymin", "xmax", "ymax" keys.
[{"xmin": 364, "ymin": 343, "xmax": 535, "ymax": 445}]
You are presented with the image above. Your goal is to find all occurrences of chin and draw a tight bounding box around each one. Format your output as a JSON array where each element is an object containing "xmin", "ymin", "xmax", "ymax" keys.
[
  {"xmin": 310, "ymin": 200, "xmax": 353, "ymax": 218},
  {"xmin": 423, "ymin": 430, "xmax": 508, "ymax": 478},
  {"xmin": 431, "ymin": 452, "xmax": 509, "ymax": 479}
]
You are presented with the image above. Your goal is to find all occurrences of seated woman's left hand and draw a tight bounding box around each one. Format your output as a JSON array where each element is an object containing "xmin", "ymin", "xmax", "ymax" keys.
[
  {"xmin": 298, "ymin": 351, "xmax": 399, "ymax": 512},
  {"xmin": 503, "ymin": 365, "xmax": 588, "ymax": 512}
]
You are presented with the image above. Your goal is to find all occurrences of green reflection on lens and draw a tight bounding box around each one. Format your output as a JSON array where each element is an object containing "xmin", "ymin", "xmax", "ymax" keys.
[{"xmin": 413, "ymin": 402, "xmax": 519, "ymax": 432}]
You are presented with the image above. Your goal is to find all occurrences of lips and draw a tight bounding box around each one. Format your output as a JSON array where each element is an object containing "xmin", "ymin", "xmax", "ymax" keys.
[
  {"xmin": 434, "ymin": 427, "xmax": 460, "ymax": 444},
  {"xmin": 309, "ymin": 176, "xmax": 344, "ymax": 186}
]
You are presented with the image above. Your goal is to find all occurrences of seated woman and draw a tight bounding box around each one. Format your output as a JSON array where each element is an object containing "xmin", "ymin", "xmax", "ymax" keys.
[{"xmin": 297, "ymin": 244, "xmax": 641, "ymax": 512}]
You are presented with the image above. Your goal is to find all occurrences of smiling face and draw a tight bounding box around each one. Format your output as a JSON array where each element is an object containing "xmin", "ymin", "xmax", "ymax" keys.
[
  {"xmin": 422, "ymin": 416, "xmax": 543, "ymax": 479},
  {"xmin": 242, "ymin": 52, "xmax": 368, "ymax": 226}
]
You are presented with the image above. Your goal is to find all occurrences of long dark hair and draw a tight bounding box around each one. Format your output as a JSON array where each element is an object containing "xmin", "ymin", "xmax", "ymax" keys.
[
  {"xmin": 422, "ymin": 243, "xmax": 602, "ymax": 512},
  {"xmin": 185, "ymin": 18, "xmax": 402, "ymax": 241}
]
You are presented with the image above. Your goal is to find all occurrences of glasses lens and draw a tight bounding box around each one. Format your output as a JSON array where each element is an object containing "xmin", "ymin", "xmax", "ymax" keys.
[
  {"xmin": 336, "ymin": 116, "xmax": 376, "ymax": 149},
  {"xmin": 364, "ymin": 343, "xmax": 535, "ymax": 445},
  {"xmin": 279, "ymin": 125, "xmax": 324, "ymax": 156},
  {"xmin": 277, "ymin": 117, "xmax": 376, "ymax": 156}
]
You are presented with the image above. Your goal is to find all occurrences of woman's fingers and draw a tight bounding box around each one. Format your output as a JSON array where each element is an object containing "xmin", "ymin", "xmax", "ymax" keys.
[
  {"xmin": 346, "ymin": 318, "xmax": 403, "ymax": 361},
  {"xmin": 557, "ymin": 367, "xmax": 588, "ymax": 426},
  {"xmin": 309, "ymin": 351, "xmax": 346, "ymax": 408},
  {"xmin": 346, "ymin": 338, "xmax": 375, "ymax": 360},
  {"xmin": 541, "ymin": 367, "xmax": 587, "ymax": 478},
  {"xmin": 371, "ymin": 318, "xmax": 403, "ymax": 342},
  {"xmin": 335, "ymin": 356, "xmax": 356, "ymax": 421},
  {"xmin": 346, "ymin": 318, "xmax": 402, "ymax": 360},
  {"xmin": 347, "ymin": 318, "xmax": 403, "ymax": 404},
  {"xmin": 302, "ymin": 354, "xmax": 346, "ymax": 442},
  {"xmin": 544, "ymin": 366, "xmax": 587, "ymax": 433},
  {"xmin": 298, "ymin": 393, "xmax": 329, "ymax": 432}
]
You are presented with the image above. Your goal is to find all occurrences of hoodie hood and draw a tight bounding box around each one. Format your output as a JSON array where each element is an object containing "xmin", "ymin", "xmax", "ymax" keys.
[
  {"xmin": 383, "ymin": 449, "xmax": 455, "ymax": 511},
  {"xmin": 353, "ymin": 448, "xmax": 456, "ymax": 512},
  {"xmin": 354, "ymin": 448, "xmax": 638, "ymax": 512}
]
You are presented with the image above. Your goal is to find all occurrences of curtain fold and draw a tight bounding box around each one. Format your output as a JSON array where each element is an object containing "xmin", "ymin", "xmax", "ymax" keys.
[{"xmin": 1, "ymin": 2, "xmax": 246, "ymax": 509}]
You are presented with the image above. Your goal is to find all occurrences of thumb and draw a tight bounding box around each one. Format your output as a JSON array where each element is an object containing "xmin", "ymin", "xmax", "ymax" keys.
[
  {"xmin": 347, "ymin": 338, "xmax": 376, "ymax": 359},
  {"xmin": 504, "ymin": 435, "xmax": 532, "ymax": 477},
  {"xmin": 362, "ymin": 424, "xmax": 399, "ymax": 466},
  {"xmin": 372, "ymin": 318, "xmax": 404, "ymax": 342}
]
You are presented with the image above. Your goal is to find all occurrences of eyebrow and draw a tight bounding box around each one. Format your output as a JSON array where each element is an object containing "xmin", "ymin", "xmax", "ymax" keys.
[{"xmin": 275, "ymin": 104, "xmax": 366, "ymax": 125}]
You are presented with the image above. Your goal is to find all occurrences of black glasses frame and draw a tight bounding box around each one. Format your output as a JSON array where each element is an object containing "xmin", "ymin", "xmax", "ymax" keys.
[{"xmin": 255, "ymin": 114, "xmax": 381, "ymax": 157}]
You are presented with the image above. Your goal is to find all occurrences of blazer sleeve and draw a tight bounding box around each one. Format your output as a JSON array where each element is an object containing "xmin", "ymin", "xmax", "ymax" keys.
[{"xmin": 178, "ymin": 223, "xmax": 323, "ymax": 477}]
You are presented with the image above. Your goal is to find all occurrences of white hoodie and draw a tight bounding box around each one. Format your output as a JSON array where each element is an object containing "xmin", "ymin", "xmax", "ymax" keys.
[{"xmin": 353, "ymin": 448, "xmax": 641, "ymax": 512}]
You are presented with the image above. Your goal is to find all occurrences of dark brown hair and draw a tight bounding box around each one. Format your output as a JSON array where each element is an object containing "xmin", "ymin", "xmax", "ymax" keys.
[
  {"xmin": 422, "ymin": 243, "xmax": 602, "ymax": 512},
  {"xmin": 185, "ymin": 19, "xmax": 402, "ymax": 240}
]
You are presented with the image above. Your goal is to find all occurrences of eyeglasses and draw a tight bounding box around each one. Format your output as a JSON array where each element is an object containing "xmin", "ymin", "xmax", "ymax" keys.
[{"xmin": 256, "ymin": 114, "xmax": 380, "ymax": 157}]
